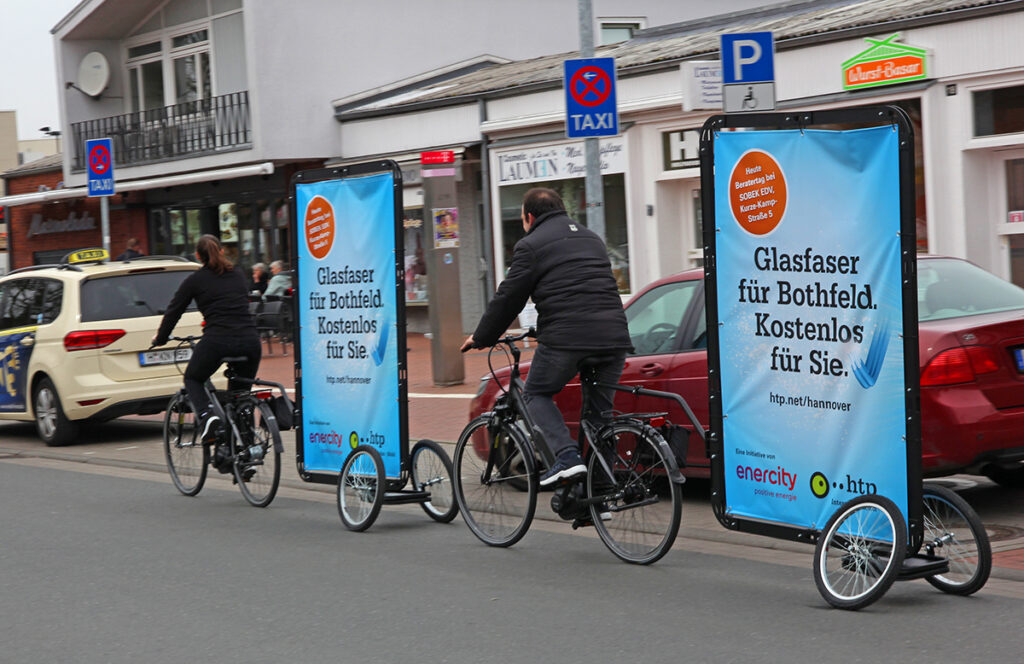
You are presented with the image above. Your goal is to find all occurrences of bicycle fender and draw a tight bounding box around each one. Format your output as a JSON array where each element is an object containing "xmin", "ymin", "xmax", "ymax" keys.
[{"xmin": 653, "ymin": 434, "xmax": 686, "ymax": 485}]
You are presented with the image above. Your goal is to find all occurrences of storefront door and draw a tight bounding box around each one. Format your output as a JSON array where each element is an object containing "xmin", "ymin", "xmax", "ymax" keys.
[{"xmin": 1002, "ymin": 151, "xmax": 1024, "ymax": 287}]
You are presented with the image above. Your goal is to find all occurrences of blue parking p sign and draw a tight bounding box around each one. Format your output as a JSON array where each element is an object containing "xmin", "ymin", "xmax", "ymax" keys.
[
  {"xmin": 721, "ymin": 32, "xmax": 775, "ymax": 84},
  {"xmin": 564, "ymin": 57, "xmax": 618, "ymax": 138},
  {"xmin": 86, "ymin": 137, "xmax": 115, "ymax": 197}
]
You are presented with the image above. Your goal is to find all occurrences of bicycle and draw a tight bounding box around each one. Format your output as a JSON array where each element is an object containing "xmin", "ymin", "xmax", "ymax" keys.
[
  {"xmin": 811, "ymin": 483, "xmax": 992, "ymax": 609},
  {"xmin": 451, "ymin": 330, "xmax": 687, "ymax": 564},
  {"xmin": 161, "ymin": 335, "xmax": 287, "ymax": 508}
]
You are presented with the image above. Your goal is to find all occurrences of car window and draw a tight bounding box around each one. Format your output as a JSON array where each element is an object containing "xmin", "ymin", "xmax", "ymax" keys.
[
  {"xmin": 918, "ymin": 258, "xmax": 1024, "ymax": 321},
  {"xmin": 0, "ymin": 278, "xmax": 42, "ymax": 329},
  {"xmin": 626, "ymin": 280, "xmax": 699, "ymax": 355},
  {"xmin": 80, "ymin": 270, "xmax": 197, "ymax": 322},
  {"xmin": 37, "ymin": 278, "xmax": 63, "ymax": 325}
]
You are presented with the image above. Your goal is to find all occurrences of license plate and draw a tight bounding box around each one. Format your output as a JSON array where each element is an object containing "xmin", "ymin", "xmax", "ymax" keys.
[
  {"xmin": 139, "ymin": 348, "xmax": 192, "ymax": 366},
  {"xmin": 1015, "ymin": 348, "xmax": 1024, "ymax": 372}
]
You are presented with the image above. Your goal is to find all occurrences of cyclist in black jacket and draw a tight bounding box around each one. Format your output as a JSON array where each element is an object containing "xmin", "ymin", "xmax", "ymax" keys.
[
  {"xmin": 153, "ymin": 235, "xmax": 261, "ymax": 462},
  {"xmin": 461, "ymin": 188, "xmax": 632, "ymax": 487}
]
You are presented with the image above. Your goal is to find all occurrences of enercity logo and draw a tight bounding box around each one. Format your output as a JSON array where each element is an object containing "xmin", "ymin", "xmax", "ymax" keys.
[
  {"xmin": 735, "ymin": 463, "xmax": 797, "ymax": 491},
  {"xmin": 809, "ymin": 470, "xmax": 878, "ymax": 499}
]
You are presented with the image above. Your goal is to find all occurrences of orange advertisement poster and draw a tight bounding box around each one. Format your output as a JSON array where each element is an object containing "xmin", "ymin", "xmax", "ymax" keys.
[
  {"xmin": 728, "ymin": 149, "xmax": 787, "ymax": 236},
  {"xmin": 305, "ymin": 195, "xmax": 335, "ymax": 260}
]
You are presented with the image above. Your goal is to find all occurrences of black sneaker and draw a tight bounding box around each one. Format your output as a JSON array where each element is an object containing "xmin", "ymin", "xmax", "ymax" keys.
[
  {"xmin": 198, "ymin": 411, "xmax": 222, "ymax": 444},
  {"xmin": 539, "ymin": 453, "xmax": 586, "ymax": 487}
]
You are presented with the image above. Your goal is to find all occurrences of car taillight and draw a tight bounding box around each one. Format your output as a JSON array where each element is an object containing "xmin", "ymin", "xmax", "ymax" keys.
[
  {"xmin": 920, "ymin": 346, "xmax": 1000, "ymax": 386},
  {"xmin": 63, "ymin": 329, "xmax": 126, "ymax": 351}
]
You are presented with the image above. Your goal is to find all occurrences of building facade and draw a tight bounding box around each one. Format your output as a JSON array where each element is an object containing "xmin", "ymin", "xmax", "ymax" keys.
[
  {"xmin": 2, "ymin": 0, "xmax": 760, "ymax": 327},
  {"xmin": 334, "ymin": 0, "xmax": 1024, "ymax": 306}
]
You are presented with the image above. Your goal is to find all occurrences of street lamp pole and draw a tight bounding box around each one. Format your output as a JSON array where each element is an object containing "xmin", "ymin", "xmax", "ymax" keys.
[{"xmin": 578, "ymin": 0, "xmax": 605, "ymax": 241}]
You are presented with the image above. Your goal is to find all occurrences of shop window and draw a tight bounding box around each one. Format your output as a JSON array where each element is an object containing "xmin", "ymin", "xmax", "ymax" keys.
[
  {"xmin": 404, "ymin": 208, "xmax": 428, "ymax": 303},
  {"xmin": 499, "ymin": 174, "xmax": 630, "ymax": 293},
  {"xmin": 974, "ymin": 85, "xmax": 1024, "ymax": 136}
]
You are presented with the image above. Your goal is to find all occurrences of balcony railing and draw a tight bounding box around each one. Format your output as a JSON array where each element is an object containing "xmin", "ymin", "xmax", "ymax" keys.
[{"xmin": 71, "ymin": 91, "xmax": 251, "ymax": 171}]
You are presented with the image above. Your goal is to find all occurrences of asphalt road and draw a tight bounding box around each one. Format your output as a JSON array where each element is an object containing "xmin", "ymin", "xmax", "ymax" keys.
[{"xmin": 1, "ymin": 459, "xmax": 1021, "ymax": 664}]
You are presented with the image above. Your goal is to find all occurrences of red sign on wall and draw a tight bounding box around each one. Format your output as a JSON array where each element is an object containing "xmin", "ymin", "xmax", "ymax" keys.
[{"xmin": 420, "ymin": 150, "xmax": 455, "ymax": 165}]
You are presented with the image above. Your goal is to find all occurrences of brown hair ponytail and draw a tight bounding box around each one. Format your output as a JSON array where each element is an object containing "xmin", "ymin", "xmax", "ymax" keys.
[{"xmin": 195, "ymin": 234, "xmax": 233, "ymax": 274}]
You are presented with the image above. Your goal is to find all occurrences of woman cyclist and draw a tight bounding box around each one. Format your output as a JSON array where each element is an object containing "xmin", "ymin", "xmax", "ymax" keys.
[{"xmin": 153, "ymin": 235, "xmax": 261, "ymax": 467}]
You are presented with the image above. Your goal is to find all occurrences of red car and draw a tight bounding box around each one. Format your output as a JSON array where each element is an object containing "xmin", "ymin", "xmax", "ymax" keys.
[{"xmin": 469, "ymin": 255, "xmax": 1024, "ymax": 487}]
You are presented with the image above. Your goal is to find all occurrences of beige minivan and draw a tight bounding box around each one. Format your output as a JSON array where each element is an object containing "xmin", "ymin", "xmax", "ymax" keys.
[{"xmin": 0, "ymin": 249, "xmax": 208, "ymax": 445}]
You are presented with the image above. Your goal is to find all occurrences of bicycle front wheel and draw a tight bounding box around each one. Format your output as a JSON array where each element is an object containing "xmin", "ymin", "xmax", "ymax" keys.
[
  {"xmin": 453, "ymin": 416, "xmax": 537, "ymax": 547},
  {"xmin": 410, "ymin": 439, "xmax": 458, "ymax": 523},
  {"xmin": 163, "ymin": 393, "xmax": 208, "ymax": 496},
  {"xmin": 587, "ymin": 422, "xmax": 682, "ymax": 564},
  {"xmin": 338, "ymin": 445, "xmax": 385, "ymax": 531},
  {"xmin": 813, "ymin": 494, "xmax": 906, "ymax": 610},
  {"xmin": 922, "ymin": 484, "xmax": 991, "ymax": 595},
  {"xmin": 233, "ymin": 400, "xmax": 282, "ymax": 508}
]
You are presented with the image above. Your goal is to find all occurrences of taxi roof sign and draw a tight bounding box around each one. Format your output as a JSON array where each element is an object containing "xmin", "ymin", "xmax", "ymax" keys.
[{"xmin": 65, "ymin": 248, "xmax": 109, "ymax": 265}]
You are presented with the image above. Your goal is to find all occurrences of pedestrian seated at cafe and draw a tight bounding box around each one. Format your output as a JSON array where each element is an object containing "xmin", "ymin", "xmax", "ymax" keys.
[
  {"xmin": 264, "ymin": 260, "xmax": 291, "ymax": 298},
  {"xmin": 116, "ymin": 238, "xmax": 144, "ymax": 261}
]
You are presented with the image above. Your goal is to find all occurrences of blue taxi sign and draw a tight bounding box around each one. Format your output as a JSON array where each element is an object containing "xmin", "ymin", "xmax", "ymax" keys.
[
  {"xmin": 564, "ymin": 57, "xmax": 619, "ymax": 138},
  {"xmin": 86, "ymin": 137, "xmax": 115, "ymax": 197}
]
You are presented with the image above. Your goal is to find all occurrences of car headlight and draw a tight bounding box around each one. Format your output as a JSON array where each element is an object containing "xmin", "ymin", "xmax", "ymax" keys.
[{"xmin": 475, "ymin": 376, "xmax": 491, "ymax": 398}]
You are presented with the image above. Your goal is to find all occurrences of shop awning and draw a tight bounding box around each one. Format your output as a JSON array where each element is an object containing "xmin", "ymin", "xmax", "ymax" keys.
[{"xmin": 0, "ymin": 161, "xmax": 275, "ymax": 208}]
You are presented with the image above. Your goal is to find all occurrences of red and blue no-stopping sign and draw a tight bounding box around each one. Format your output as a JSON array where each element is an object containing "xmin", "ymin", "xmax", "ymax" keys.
[
  {"xmin": 564, "ymin": 57, "xmax": 619, "ymax": 138},
  {"xmin": 86, "ymin": 137, "xmax": 116, "ymax": 197}
]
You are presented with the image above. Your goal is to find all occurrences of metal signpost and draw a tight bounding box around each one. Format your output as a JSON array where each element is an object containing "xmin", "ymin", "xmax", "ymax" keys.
[
  {"xmin": 85, "ymin": 137, "xmax": 115, "ymax": 253},
  {"xmin": 720, "ymin": 32, "xmax": 776, "ymax": 113},
  {"xmin": 290, "ymin": 161, "xmax": 456, "ymax": 531},
  {"xmin": 564, "ymin": 56, "xmax": 618, "ymax": 240}
]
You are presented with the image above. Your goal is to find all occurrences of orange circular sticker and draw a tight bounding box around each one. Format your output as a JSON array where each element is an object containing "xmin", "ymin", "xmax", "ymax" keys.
[
  {"xmin": 729, "ymin": 150, "xmax": 787, "ymax": 236},
  {"xmin": 305, "ymin": 195, "xmax": 335, "ymax": 260}
]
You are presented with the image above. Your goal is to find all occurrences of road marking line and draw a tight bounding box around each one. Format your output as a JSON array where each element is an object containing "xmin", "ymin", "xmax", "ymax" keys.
[{"xmin": 117, "ymin": 446, "xmax": 138, "ymax": 451}]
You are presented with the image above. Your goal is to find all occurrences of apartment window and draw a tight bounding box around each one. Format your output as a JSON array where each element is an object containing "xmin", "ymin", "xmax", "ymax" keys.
[
  {"xmin": 600, "ymin": 19, "xmax": 643, "ymax": 45},
  {"xmin": 124, "ymin": 0, "xmax": 241, "ymax": 113},
  {"xmin": 127, "ymin": 42, "xmax": 164, "ymax": 113},
  {"xmin": 974, "ymin": 85, "xmax": 1024, "ymax": 136}
]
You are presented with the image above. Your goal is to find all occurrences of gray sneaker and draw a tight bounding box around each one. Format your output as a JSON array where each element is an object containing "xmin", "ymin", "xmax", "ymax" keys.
[{"xmin": 539, "ymin": 454, "xmax": 586, "ymax": 487}]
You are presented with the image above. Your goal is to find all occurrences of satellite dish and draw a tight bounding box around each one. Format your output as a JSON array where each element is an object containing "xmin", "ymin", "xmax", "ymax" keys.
[{"xmin": 77, "ymin": 51, "xmax": 110, "ymax": 98}]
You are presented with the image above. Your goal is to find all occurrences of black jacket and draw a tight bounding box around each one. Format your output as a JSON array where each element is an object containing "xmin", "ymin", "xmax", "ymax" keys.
[
  {"xmin": 473, "ymin": 210, "xmax": 631, "ymax": 351},
  {"xmin": 155, "ymin": 266, "xmax": 256, "ymax": 345}
]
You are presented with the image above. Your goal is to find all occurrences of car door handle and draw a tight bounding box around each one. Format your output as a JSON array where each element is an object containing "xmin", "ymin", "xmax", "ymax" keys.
[
  {"xmin": 20, "ymin": 336, "xmax": 34, "ymax": 347},
  {"xmin": 640, "ymin": 362, "xmax": 664, "ymax": 377}
]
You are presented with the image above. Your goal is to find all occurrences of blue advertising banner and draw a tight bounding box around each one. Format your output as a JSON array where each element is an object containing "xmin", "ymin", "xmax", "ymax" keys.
[
  {"xmin": 713, "ymin": 125, "xmax": 907, "ymax": 530},
  {"xmin": 0, "ymin": 327, "xmax": 34, "ymax": 412},
  {"xmin": 294, "ymin": 172, "xmax": 402, "ymax": 478}
]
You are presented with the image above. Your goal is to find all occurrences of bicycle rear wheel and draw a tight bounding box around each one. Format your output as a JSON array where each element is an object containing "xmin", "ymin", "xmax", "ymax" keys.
[
  {"xmin": 232, "ymin": 400, "xmax": 282, "ymax": 508},
  {"xmin": 922, "ymin": 484, "xmax": 991, "ymax": 595},
  {"xmin": 163, "ymin": 393, "xmax": 208, "ymax": 496},
  {"xmin": 453, "ymin": 416, "xmax": 537, "ymax": 547},
  {"xmin": 410, "ymin": 439, "xmax": 458, "ymax": 523},
  {"xmin": 338, "ymin": 445, "xmax": 385, "ymax": 531},
  {"xmin": 587, "ymin": 422, "xmax": 682, "ymax": 564},
  {"xmin": 813, "ymin": 495, "xmax": 906, "ymax": 610}
]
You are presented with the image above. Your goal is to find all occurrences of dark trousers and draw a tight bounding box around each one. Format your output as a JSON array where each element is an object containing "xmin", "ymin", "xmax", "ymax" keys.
[
  {"xmin": 184, "ymin": 334, "xmax": 262, "ymax": 416},
  {"xmin": 523, "ymin": 344, "xmax": 626, "ymax": 459}
]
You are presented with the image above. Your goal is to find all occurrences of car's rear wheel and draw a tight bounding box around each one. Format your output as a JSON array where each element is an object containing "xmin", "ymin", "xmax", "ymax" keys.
[{"xmin": 33, "ymin": 377, "xmax": 78, "ymax": 446}]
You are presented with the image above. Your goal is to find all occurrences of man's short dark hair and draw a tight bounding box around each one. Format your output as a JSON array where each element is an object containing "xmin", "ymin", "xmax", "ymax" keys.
[{"xmin": 522, "ymin": 188, "xmax": 565, "ymax": 219}]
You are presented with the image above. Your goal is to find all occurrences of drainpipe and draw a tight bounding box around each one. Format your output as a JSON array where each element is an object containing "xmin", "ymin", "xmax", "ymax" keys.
[{"xmin": 479, "ymin": 98, "xmax": 495, "ymax": 301}]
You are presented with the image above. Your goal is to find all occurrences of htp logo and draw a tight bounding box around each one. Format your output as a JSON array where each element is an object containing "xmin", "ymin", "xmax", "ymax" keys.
[{"xmin": 810, "ymin": 470, "xmax": 879, "ymax": 499}]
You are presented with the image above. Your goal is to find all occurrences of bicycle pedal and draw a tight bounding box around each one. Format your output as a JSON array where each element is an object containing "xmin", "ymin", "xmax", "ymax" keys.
[{"xmin": 571, "ymin": 518, "xmax": 593, "ymax": 530}]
